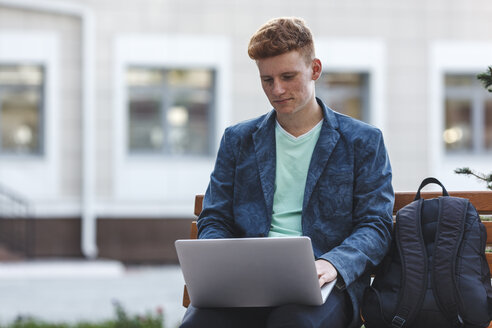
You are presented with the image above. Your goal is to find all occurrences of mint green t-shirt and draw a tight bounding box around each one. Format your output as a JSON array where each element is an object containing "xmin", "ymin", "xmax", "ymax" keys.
[{"xmin": 268, "ymin": 120, "xmax": 323, "ymax": 237}]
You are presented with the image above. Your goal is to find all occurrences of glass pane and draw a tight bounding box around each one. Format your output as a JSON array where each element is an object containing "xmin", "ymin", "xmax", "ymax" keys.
[
  {"xmin": 126, "ymin": 68, "xmax": 165, "ymax": 86},
  {"xmin": 326, "ymin": 97, "xmax": 362, "ymax": 120},
  {"xmin": 0, "ymin": 65, "xmax": 43, "ymax": 86},
  {"xmin": 167, "ymin": 69, "xmax": 213, "ymax": 88},
  {"xmin": 128, "ymin": 95, "xmax": 163, "ymax": 151},
  {"xmin": 127, "ymin": 67, "xmax": 215, "ymax": 156},
  {"xmin": 485, "ymin": 99, "xmax": 492, "ymax": 150},
  {"xmin": 444, "ymin": 74, "xmax": 474, "ymax": 87},
  {"xmin": 320, "ymin": 73, "xmax": 364, "ymax": 87},
  {"xmin": 443, "ymin": 99, "xmax": 472, "ymax": 151},
  {"xmin": 315, "ymin": 72, "xmax": 368, "ymax": 122},
  {"xmin": 167, "ymin": 90, "xmax": 212, "ymax": 155},
  {"xmin": 0, "ymin": 89, "xmax": 40, "ymax": 153}
]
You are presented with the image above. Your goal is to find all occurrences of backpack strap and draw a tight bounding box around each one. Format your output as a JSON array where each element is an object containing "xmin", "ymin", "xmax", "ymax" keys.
[
  {"xmin": 391, "ymin": 199, "xmax": 428, "ymax": 328},
  {"xmin": 432, "ymin": 197, "xmax": 468, "ymax": 328},
  {"xmin": 414, "ymin": 177, "xmax": 449, "ymax": 200}
]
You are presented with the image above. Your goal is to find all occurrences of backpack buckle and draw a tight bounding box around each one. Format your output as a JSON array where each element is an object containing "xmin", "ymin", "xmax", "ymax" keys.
[
  {"xmin": 391, "ymin": 316, "xmax": 406, "ymax": 328},
  {"xmin": 454, "ymin": 314, "xmax": 464, "ymax": 328}
]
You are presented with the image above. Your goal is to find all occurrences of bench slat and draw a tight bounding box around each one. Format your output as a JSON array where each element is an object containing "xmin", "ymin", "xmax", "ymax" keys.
[
  {"xmin": 393, "ymin": 191, "xmax": 492, "ymax": 214},
  {"xmin": 194, "ymin": 195, "xmax": 204, "ymax": 216},
  {"xmin": 487, "ymin": 253, "xmax": 492, "ymax": 275},
  {"xmin": 183, "ymin": 286, "xmax": 190, "ymax": 308},
  {"xmin": 196, "ymin": 192, "xmax": 492, "ymax": 216}
]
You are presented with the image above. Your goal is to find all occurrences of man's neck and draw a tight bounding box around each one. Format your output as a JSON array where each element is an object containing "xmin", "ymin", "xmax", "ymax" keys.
[{"xmin": 276, "ymin": 99, "xmax": 323, "ymax": 137}]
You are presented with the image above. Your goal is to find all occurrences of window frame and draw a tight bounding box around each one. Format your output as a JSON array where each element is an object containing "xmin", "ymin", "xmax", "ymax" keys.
[
  {"xmin": 315, "ymin": 71, "xmax": 370, "ymax": 123},
  {"xmin": 0, "ymin": 32, "xmax": 60, "ymax": 200},
  {"xmin": 315, "ymin": 38, "xmax": 387, "ymax": 132},
  {"xmin": 0, "ymin": 64, "xmax": 46, "ymax": 156},
  {"xmin": 443, "ymin": 73, "xmax": 492, "ymax": 154},
  {"xmin": 126, "ymin": 66, "xmax": 216, "ymax": 157}
]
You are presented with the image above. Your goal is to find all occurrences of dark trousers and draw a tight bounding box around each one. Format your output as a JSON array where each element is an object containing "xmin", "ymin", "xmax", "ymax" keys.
[{"xmin": 180, "ymin": 287, "xmax": 352, "ymax": 328}]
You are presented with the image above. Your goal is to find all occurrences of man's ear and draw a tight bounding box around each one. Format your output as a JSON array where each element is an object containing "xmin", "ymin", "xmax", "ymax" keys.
[{"xmin": 311, "ymin": 58, "xmax": 322, "ymax": 81}]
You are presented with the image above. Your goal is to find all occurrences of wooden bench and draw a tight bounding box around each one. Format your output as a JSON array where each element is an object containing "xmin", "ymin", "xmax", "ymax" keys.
[{"xmin": 183, "ymin": 191, "xmax": 492, "ymax": 327}]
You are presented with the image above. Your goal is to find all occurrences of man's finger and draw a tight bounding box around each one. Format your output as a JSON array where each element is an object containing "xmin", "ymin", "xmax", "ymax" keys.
[
  {"xmin": 318, "ymin": 274, "xmax": 335, "ymax": 287},
  {"xmin": 319, "ymin": 275, "xmax": 326, "ymax": 288}
]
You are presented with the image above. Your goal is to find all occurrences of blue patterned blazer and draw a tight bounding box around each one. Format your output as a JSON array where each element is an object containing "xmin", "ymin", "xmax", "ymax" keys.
[{"xmin": 197, "ymin": 98, "xmax": 394, "ymax": 327}]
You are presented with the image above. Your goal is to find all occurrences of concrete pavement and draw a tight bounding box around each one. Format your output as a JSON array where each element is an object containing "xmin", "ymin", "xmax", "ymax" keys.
[{"xmin": 0, "ymin": 260, "xmax": 186, "ymax": 328}]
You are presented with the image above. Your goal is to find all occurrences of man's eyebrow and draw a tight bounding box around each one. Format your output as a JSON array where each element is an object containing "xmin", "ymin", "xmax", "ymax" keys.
[
  {"xmin": 260, "ymin": 71, "xmax": 299, "ymax": 78},
  {"xmin": 282, "ymin": 71, "xmax": 298, "ymax": 76}
]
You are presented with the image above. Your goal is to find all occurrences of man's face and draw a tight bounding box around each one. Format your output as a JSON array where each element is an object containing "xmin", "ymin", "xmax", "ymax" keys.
[{"xmin": 256, "ymin": 50, "xmax": 321, "ymax": 117}]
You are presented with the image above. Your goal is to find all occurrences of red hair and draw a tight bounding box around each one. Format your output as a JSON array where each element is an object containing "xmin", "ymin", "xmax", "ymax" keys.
[{"xmin": 248, "ymin": 17, "xmax": 315, "ymax": 64}]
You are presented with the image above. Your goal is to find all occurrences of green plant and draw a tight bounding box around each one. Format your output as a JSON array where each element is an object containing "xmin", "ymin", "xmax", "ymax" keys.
[
  {"xmin": 2, "ymin": 302, "xmax": 164, "ymax": 328},
  {"xmin": 111, "ymin": 301, "xmax": 163, "ymax": 328},
  {"xmin": 477, "ymin": 66, "xmax": 492, "ymax": 92},
  {"xmin": 455, "ymin": 167, "xmax": 492, "ymax": 190}
]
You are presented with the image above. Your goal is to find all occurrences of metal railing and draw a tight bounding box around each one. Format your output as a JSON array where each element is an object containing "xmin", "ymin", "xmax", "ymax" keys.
[{"xmin": 0, "ymin": 184, "xmax": 31, "ymax": 258}]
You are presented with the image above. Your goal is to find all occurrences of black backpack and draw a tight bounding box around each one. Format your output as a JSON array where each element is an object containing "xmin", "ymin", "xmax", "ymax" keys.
[{"xmin": 361, "ymin": 177, "xmax": 492, "ymax": 328}]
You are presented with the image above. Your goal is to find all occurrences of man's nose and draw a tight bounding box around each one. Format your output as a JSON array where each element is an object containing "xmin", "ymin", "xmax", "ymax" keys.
[{"xmin": 272, "ymin": 80, "xmax": 285, "ymax": 95}]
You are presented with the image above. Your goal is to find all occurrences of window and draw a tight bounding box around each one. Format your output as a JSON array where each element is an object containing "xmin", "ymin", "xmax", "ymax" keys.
[
  {"xmin": 0, "ymin": 65, "xmax": 44, "ymax": 155},
  {"xmin": 315, "ymin": 72, "xmax": 370, "ymax": 122},
  {"xmin": 127, "ymin": 67, "xmax": 215, "ymax": 156},
  {"xmin": 443, "ymin": 74, "xmax": 492, "ymax": 153}
]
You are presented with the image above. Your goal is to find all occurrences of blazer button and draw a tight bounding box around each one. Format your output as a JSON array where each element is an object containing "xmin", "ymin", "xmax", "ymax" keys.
[{"xmin": 259, "ymin": 233, "xmax": 265, "ymax": 237}]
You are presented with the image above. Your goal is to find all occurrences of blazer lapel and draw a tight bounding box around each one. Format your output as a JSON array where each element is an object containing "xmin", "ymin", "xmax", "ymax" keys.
[
  {"xmin": 252, "ymin": 111, "xmax": 277, "ymax": 217},
  {"xmin": 303, "ymin": 102, "xmax": 340, "ymax": 211}
]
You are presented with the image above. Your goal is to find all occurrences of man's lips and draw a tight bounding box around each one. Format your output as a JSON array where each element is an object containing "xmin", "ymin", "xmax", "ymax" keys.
[{"xmin": 273, "ymin": 98, "xmax": 292, "ymax": 104}]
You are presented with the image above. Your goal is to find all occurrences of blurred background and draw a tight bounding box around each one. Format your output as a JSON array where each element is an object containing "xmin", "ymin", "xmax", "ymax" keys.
[{"xmin": 0, "ymin": 0, "xmax": 491, "ymax": 327}]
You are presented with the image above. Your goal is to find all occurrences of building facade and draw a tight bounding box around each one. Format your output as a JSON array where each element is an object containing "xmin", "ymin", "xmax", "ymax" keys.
[{"xmin": 0, "ymin": 0, "xmax": 491, "ymax": 262}]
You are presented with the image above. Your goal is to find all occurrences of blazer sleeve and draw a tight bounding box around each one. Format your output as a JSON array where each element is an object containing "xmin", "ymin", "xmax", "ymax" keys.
[
  {"xmin": 197, "ymin": 128, "xmax": 238, "ymax": 239},
  {"xmin": 320, "ymin": 129, "xmax": 394, "ymax": 288}
]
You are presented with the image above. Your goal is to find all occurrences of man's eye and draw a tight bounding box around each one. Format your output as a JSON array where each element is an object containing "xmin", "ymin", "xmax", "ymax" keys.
[
  {"xmin": 282, "ymin": 75, "xmax": 294, "ymax": 80},
  {"xmin": 262, "ymin": 78, "xmax": 273, "ymax": 83}
]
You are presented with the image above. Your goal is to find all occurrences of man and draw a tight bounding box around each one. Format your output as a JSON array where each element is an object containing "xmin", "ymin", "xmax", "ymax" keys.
[{"xmin": 181, "ymin": 17, "xmax": 394, "ymax": 328}]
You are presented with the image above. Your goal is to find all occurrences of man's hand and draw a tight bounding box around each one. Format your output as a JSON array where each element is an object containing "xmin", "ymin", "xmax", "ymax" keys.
[{"xmin": 315, "ymin": 259, "xmax": 337, "ymax": 287}]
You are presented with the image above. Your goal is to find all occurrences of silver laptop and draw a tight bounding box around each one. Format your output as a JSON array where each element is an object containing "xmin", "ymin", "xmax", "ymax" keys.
[{"xmin": 175, "ymin": 236, "xmax": 336, "ymax": 308}]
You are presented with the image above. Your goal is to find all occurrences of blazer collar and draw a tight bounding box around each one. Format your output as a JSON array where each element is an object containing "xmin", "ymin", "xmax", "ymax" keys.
[
  {"xmin": 252, "ymin": 110, "xmax": 277, "ymax": 216},
  {"xmin": 252, "ymin": 98, "xmax": 341, "ymax": 217},
  {"xmin": 303, "ymin": 98, "xmax": 341, "ymax": 211},
  {"xmin": 319, "ymin": 97, "xmax": 339, "ymax": 130}
]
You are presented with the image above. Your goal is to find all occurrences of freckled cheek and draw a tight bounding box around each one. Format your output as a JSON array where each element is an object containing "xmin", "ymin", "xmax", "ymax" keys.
[{"xmin": 261, "ymin": 86, "xmax": 274, "ymax": 98}]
